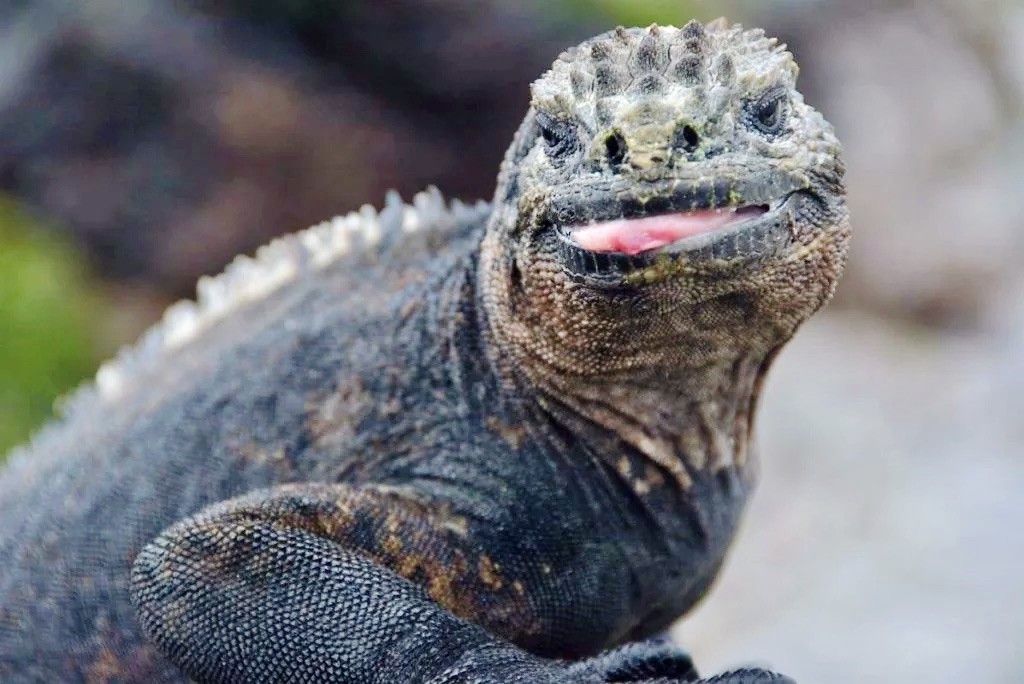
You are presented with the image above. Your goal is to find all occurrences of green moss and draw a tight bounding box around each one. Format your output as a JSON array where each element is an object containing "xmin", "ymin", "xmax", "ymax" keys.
[{"xmin": 0, "ymin": 197, "xmax": 102, "ymax": 457}]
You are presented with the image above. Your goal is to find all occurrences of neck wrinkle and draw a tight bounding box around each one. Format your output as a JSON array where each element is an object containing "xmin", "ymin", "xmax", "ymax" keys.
[
  {"xmin": 481, "ymin": 288, "xmax": 768, "ymax": 491},
  {"xmin": 533, "ymin": 353, "xmax": 767, "ymax": 491},
  {"xmin": 478, "ymin": 215, "xmax": 774, "ymax": 491}
]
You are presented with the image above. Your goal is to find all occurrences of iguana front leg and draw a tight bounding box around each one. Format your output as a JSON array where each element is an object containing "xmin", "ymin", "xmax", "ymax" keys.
[{"xmin": 130, "ymin": 484, "xmax": 790, "ymax": 683}]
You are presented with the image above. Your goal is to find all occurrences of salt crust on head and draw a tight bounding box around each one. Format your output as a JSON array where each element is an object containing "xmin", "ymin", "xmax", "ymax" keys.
[{"xmin": 531, "ymin": 20, "xmax": 798, "ymax": 124}]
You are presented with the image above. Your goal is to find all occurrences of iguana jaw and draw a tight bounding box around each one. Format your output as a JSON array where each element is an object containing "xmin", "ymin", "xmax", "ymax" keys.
[{"xmin": 541, "ymin": 174, "xmax": 813, "ymax": 278}]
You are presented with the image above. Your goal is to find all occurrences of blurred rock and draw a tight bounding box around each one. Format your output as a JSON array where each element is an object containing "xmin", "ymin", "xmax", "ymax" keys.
[
  {"xmin": 752, "ymin": 0, "xmax": 1024, "ymax": 327},
  {"xmin": 0, "ymin": 0, "xmax": 597, "ymax": 296}
]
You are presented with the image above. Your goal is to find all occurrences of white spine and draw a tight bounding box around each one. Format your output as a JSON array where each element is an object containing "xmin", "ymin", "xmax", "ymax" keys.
[{"xmin": 93, "ymin": 187, "xmax": 448, "ymax": 402}]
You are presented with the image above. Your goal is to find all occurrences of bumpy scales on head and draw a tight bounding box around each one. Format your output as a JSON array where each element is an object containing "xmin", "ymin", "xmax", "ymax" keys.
[{"xmin": 495, "ymin": 20, "xmax": 843, "ymax": 261}]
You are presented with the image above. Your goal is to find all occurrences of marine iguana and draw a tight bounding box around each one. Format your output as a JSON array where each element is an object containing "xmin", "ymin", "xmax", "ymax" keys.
[{"xmin": 0, "ymin": 20, "xmax": 849, "ymax": 683}]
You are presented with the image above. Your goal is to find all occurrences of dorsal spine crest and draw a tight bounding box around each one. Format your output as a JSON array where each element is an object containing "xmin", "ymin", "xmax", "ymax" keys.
[{"xmin": 82, "ymin": 188, "xmax": 454, "ymax": 406}]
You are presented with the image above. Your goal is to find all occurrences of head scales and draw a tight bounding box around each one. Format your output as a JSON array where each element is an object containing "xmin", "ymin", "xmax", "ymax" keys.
[
  {"xmin": 493, "ymin": 18, "xmax": 844, "ymax": 228},
  {"xmin": 531, "ymin": 20, "xmax": 799, "ymax": 132}
]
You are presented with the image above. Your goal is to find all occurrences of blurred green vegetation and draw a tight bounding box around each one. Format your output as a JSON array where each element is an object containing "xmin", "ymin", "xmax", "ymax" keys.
[
  {"xmin": 0, "ymin": 197, "xmax": 102, "ymax": 457},
  {"xmin": 553, "ymin": 0, "xmax": 711, "ymax": 26}
]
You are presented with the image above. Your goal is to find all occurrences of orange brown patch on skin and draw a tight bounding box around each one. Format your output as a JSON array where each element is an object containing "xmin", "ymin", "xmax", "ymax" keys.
[
  {"xmin": 482, "ymin": 598, "xmax": 545, "ymax": 640},
  {"xmin": 485, "ymin": 416, "xmax": 528, "ymax": 449},
  {"xmin": 81, "ymin": 622, "xmax": 170, "ymax": 683},
  {"xmin": 382, "ymin": 542, "xmax": 480, "ymax": 623},
  {"xmin": 323, "ymin": 491, "xmax": 487, "ymax": 625},
  {"xmin": 373, "ymin": 533, "xmax": 541, "ymax": 643},
  {"xmin": 478, "ymin": 555, "xmax": 504, "ymax": 590},
  {"xmin": 434, "ymin": 506, "xmax": 469, "ymax": 538},
  {"xmin": 643, "ymin": 464, "xmax": 666, "ymax": 489},
  {"xmin": 85, "ymin": 648, "xmax": 124, "ymax": 683},
  {"xmin": 305, "ymin": 376, "xmax": 375, "ymax": 450},
  {"xmin": 229, "ymin": 441, "xmax": 292, "ymax": 476},
  {"xmin": 139, "ymin": 485, "xmax": 546, "ymax": 663},
  {"xmin": 298, "ymin": 508, "xmax": 353, "ymax": 540},
  {"xmin": 381, "ymin": 534, "xmax": 404, "ymax": 555},
  {"xmin": 331, "ymin": 499, "xmax": 546, "ymax": 644},
  {"xmin": 425, "ymin": 553, "xmax": 473, "ymax": 618}
]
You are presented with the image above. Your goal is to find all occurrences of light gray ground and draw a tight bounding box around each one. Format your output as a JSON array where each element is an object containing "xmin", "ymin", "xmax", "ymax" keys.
[{"xmin": 677, "ymin": 302, "xmax": 1024, "ymax": 683}]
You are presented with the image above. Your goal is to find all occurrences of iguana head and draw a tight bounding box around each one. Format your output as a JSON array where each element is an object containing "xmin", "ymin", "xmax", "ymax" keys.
[{"xmin": 480, "ymin": 20, "xmax": 849, "ymax": 475}]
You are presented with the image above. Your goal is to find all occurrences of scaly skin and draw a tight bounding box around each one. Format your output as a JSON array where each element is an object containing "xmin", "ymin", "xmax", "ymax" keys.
[{"xmin": 0, "ymin": 20, "xmax": 847, "ymax": 683}]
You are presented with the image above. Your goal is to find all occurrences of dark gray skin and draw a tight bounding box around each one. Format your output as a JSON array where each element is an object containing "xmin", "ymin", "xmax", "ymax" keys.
[{"xmin": 0, "ymin": 21, "xmax": 848, "ymax": 683}]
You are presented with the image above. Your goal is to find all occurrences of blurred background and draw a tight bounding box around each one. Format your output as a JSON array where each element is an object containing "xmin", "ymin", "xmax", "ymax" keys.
[{"xmin": 0, "ymin": 0, "xmax": 1020, "ymax": 681}]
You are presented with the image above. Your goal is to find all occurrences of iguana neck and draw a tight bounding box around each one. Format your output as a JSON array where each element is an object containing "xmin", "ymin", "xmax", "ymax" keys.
[{"xmin": 477, "ymin": 211, "xmax": 781, "ymax": 490}]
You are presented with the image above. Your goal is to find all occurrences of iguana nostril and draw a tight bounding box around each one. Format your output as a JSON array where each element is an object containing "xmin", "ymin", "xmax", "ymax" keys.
[
  {"xmin": 605, "ymin": 132, "xmax": 628, "ymax": 166},
  {"xmin": 677, "ymin": 124, "xmax": 701, "ymax": 153}
]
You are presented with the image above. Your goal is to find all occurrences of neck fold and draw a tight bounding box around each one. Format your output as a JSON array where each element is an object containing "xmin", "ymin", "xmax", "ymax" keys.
[{"xmin": 478, "ymin": 216, "xmax": 783, "ymax": 491}]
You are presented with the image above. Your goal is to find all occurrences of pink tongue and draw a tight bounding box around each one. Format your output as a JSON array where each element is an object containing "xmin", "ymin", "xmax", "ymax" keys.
[{"xmin": 570, "ymin": 211, "xmax": 737, "ymax": 256}]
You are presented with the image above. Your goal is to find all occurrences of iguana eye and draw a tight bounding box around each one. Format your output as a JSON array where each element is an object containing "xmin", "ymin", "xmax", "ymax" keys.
[
  {"xmin": 536, "ymin": 111, "xmax": 580, "ymax": 159},
  {"xmin": 747, "ymin": 89, "xmax": 789, "ymax": 136}
]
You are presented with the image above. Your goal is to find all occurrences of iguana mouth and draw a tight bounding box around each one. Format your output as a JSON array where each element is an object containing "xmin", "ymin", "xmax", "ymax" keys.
[
  {"xmin": 550, "ymin": 181, "xmax": 806, "ymax": 277},
  {"xmin": 568, "ymin": 204, "xmax": 772, "ymax": 256}
]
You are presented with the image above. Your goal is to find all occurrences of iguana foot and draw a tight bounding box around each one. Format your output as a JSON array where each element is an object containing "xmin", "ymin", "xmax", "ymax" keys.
[
  {"xmin": 695, "ymin": 669, "xmax": 795, "ymax": 684},
  {"xmin": 566, "ymin": 639, "xmax": 793, "ymax": 683},
  {"xmin": 131, "ymin": 484, "xmax": 795, "ymax": 684},
  {"xmin": 567, "ymin": 638, "xmax": 698, "ymax": 681}
]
